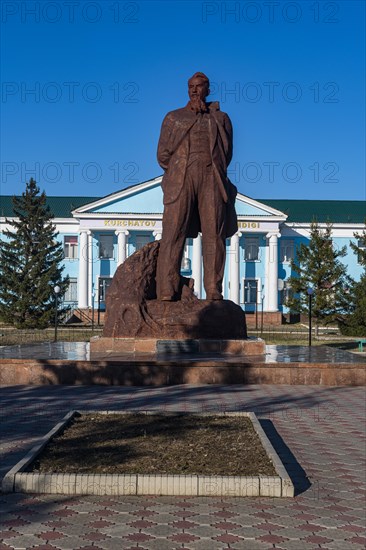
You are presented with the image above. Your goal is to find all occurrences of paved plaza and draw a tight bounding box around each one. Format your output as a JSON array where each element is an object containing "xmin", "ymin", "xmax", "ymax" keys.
[{"xmin": 0, "ymin": 384, "xmax": 365, "ymax": 549}]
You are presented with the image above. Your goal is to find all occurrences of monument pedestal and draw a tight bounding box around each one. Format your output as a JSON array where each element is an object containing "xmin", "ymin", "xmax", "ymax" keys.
[
  {"xmin": 90, "ymin": 337, "xmax": 265, "ymax": 356},
  {"xmin": 102, "ymin": 241, "xmax": 248, "ymax": 341}
]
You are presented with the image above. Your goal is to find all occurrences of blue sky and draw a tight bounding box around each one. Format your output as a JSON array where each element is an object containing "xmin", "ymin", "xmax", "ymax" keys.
[{"xmin": 1, "ymin": 0, "xmax": 365, "ymax": 201}]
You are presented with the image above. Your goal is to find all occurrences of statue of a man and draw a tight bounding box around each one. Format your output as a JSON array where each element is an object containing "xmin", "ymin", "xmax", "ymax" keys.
[{"xmin": 156, "ymin": 72, "xmax": 238, "ymax": 301}]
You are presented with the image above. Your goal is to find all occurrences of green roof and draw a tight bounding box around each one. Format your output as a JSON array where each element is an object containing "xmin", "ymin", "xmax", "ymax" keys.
[
  {"xmin": 0, "ymin": 196, "xmax": 99, "ymax": 218},
  {"xmin": 260, "ymin": 199, "xmax": 366, "ymax": 224},
  {"xmin": 1, "ymin": 195, "xmax": 365, "ymax": 224}
]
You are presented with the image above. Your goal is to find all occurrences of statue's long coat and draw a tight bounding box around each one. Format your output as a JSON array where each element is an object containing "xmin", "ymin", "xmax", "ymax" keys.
[{"xmin": 157, "ymin": 101, "xmax": 238, "ymax": 239}]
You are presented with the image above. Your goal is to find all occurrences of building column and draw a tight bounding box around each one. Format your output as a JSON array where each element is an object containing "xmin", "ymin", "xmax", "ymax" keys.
[
  {"xmin": 229, "ymin": 231, "xmax": 242, "ymax": 304},
  {"xmin": 153, "ymin": 231, "xmax": 162, "ymax": 241},
  {"xmin": 265, "ymin": 232, "xmax": 280, "ymax": 312},
  {"xmin": 78, "ymin": 230, "xmax": 89, "ymax": 308},
  {"xmin": 116, "ymin": 230, "xmax": 129, "ymax": 266},
  {"xmin": 191, "ymin": 233, "xmax": 202, "ymax": 298},
  {"xmin": 88, "ymin": 231, "xmax": 93, "ymax": 307}
]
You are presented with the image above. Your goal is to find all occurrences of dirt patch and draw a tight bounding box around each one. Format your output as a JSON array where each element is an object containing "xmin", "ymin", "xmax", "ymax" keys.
[{"xmin": 29, "ymin": 413, "xmax": 276, "ymax": 476}]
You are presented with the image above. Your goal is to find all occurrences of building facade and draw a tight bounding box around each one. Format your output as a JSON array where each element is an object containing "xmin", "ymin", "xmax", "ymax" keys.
[{"xmin": 1, "ymin": 177, "xmax": 365, "ymax": 325}]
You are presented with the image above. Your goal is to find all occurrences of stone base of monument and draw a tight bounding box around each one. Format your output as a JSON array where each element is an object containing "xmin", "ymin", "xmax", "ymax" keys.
[
  {"xmin": 102, "ymin": 241, "xmax": 249, "ymax": 341},
  {"xmin": 90, "ymin": 336, "xmax": 265, "ymax": 356}
]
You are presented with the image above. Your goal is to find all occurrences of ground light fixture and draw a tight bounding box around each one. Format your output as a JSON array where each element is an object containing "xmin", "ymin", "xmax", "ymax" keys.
[
  {"xmin": 307, "ymin": 286, "xmax": 314, "ymax": 346},
  {"xmin": 54, "ymin": 285, "xmax": 61, "ymax": 342}
]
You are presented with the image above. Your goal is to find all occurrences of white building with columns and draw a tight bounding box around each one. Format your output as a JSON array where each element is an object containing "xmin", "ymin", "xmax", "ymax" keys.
[{"xmin": 1, "ymin": 176, "xmax": 365, "ymax": 326}]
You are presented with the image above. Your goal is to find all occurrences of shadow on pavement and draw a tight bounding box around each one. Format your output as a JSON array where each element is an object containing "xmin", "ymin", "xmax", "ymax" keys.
[{"xmin": 259, "ymin": 418, "xmax": 311, "ymax": 497}]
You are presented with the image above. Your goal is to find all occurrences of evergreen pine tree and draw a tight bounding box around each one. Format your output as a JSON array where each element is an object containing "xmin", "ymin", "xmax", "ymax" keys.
[
  {"xmin": 287, "ymin": 220, "xmax": 352, "ymax": 333},
  {"xmin": 0, "ymin": 178, "xmax": 69, "ymax": 328},
  {"xmin": 350, "ymin": 226, "xmax": 366, "ymax": 267},
  {"xmin": 339, "ymin": 225, "xmax": 366, "ymax": 336}
]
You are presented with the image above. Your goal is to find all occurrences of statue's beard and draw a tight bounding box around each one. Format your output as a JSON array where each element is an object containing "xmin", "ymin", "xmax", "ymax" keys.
[{"xmin": 190, "ymin": 96, "xmax": 207, "ymax": 113}]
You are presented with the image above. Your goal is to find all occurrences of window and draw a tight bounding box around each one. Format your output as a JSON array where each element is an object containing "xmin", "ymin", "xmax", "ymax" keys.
[
  {"xmin": 243, "ymin": 279, "xmax": 258, "ymax": 304},
  {"xmin": 280, "ymin": 281, "xmax": 293, "ymax": 305},
  {"xmin": 280, "ymin": 240, "xmax": 294, "ymax": 263},
  {"xmin": 99, "ymin": 277, "xmax": 112, "ymax": 302},
  {"xmin": 63, "ymin": 236, "xmax": 78, "ymax": 259},
  {"xmin": 135, "ymin": 235, "xmax": 150, "ymax": 251},
  {"xmin": 99, "ymin": 234, "xmax": 114, "ymax": 259},
  {"xmin": 64, "ymin": 278, "xmax": 77, "ymax": 302},
  {"xmin": 244, "ymin": 237, "xmax": 259, "ymax": 261}
]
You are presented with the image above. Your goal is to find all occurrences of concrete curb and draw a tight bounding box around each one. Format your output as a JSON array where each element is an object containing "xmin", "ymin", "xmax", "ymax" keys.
[{"xmin": 2, "ymin": 411, "xmax": 294, "ymax": 497}]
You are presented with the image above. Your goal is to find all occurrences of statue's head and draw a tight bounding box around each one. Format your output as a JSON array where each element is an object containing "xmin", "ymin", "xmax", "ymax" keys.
[{"xmin": 188, "ymin": 72, "xmax": 210, "ymax": 104}]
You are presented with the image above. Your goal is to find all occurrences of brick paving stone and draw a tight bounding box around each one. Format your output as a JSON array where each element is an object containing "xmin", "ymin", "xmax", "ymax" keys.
[
  {"xmin": 4, "ymin": 534, "xmax": 43, "ymax": 547},
  {"xmin": 1, "ymin": 385, "xmax": 365, "ymax": 549},
  {"xmin": 41, "ymin": 521, "xmax": 69, "ymax": 529},
  {"xmin": 98, "ymin": 524, "xmax": 134, "ymax": 536},
  {"xmin": 171, "ymin": 499, "xmax": 197, "ymax": 507},
  {"xmin": 274, "ymin": 542, "xmax": 320, "ymax": 550},
  {"xmin": 269, "ymin": 526, "xmax": 319, "ymax": 539},
  {"xmin": 252, "ymin": 511, "xmax": 281, "ymax": 520},
  {"xmin": 38, "ymin": 531, "xmax": 66, "ymax": 541},
  {"xmin": 45, "ymin": 514, "xmax": 91, "ymax": 525},
  {"xmin": 170, "ymin": 509, "xmax": 199, "ymax": 518},
  {"xmin": 340, "ymin": 524, "xmax": 366, "ymax": 533},
  {"xmin": 181, "ymin": 524, "xmax": 220, "ymax": 537},
  {"xmin": 48, "ymin": 524, "xmax": 91, "ymax": 537},
  {"xmin": 124, "ymin": 532, "xmax": 156, "ymax": 542},
  {"xmin": 3, "ymin": 523, "xmax": 46, "ymax": 535},
  {"xmin": 295, "ymin": 522, "xmax": 328, "ymax": 532},
  {"xmin": 128, "ymin": 539, "xmax": 181, "ymax": 550},
  {"xmin": 344, "ymin": 509, "xmax": 366, "ymax": 519},
  {"xmin": 127, "ymin": 519, "xmax": 157, "ymax": 529},
  {"xmin": 169, "ymin": 519, "xmax": 199, "ymax": 528},
  {"xmin": 63, "ymin": 503, "xmax": 105, "ymax": 513},
  {"xmin": 213, "ymin": 533, "xmax": 244, "ymax": 543},
  {"xmin": 346, "ymin": 536, "xmax": 366, "ymax": 546},
  {"xmin": 0, "ymin": 510, "xmax": 17, "ymax": 524},
  {"xmin": 320, "ymin": 529, "xmax": 355, "ymax": 542},
  {"xmin": 254, "ymin": 522, "xmax": 287, "ymax": 532},
  {"xmin": 334, "ymin": 514, "xmax": 361, "ymax": 522},
  {"xmin": 304, "ymin": 534, "xmax": 335, "ymax": 543},
  {"xmin": 91, "ymin": 539, "xmax": 141, "ymax": 550},
  {"xmin": 168, "ymin": 532, "xmax": 200, "ymax": 543},
  {"xmin": 322, "ymin": 542, "xmax": 360, "ymax": 550},
  {"xmin": 349, "ymin": 520, "xmax": 366, "ymax": 529},
  {"xmin": 240, "ymin": 541, "xmax": 276, "ymax": 549},
  {"xmin": 22, "ymin": 509, "xmax": 57, "ymax": 521},
  {"xmin": 189, "ymin": 537, "xmax": 228, "ymax": 550},
  {"xmin": 293, "ymin": 512, "xmax": 321, "ymax": 521},
  {"xmin": 2, "ymin": 519, "xmax": 31, "ymax": 530},
  {"xmin": 130, "ymin": 509, "xmax": 159, "ymax": 517},
  {"xmin": 88, "ymin": 503, "xmax": 133, "ymax": 513},
  {"xmin": 266, "ymin": 517, "xmax": 306, "ymax": 528},
  {"xmin": 50, "ymin": 536, "xmax": 91, "ymax": 550},
  {"xmin": 210, "ymin": 509, "xmax": 240, "ymax": 518},
  {"xmin": 52, "ymin": 509, "xmax": 78, "ymax": 518},
  {"xmin": 257, "ymin": 533, "xmax": 289, "ymax": 543},
  {"xmin": 81, "ymin": 532, "xmax": 108, "ymax": 541},
  {"xmin": 211, "ymin": 520, "xmax": 243, "ymax": 530},
  {"xmin": 174, "ymin": 512, "xmax": 209, "ymax": 523},
  {"xmin": 136, "ymin": 524, "xmax": 177, "ymax": 537},
  {"xmin": 131, "ymin": 512, "xmax": 173, "ymax": 524},
  {"xmin": 86, "ymin": 520, "xmax": 115, "ymax": 528},
  {"xmin": 309, "ymin": 517, "xmax": 349, "ymax": 528},
  {"xmin": 90, "ymin": 509, "xmax": 119, "ymax": 518}
]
